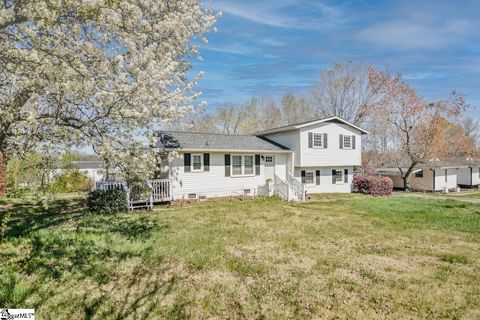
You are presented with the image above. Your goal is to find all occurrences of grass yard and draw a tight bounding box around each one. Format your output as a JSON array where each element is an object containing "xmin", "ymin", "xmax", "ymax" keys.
[
  {"xmin": 1, "ymin": 195, "xmax": 480, "ymax": 319},
  {"xmin": 454, "ymin": 191, "xmax": 480, "ymax": 199}
]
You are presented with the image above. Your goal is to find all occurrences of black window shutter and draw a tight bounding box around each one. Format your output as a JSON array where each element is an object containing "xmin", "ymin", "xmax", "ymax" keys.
[
  {"xmin": 352, "ymin": 136, "xmax": 356, "ymax": 149},
  {"xmin": 339, "ymin": 134, "xmax": 343, "ymax": 149},
  {"xmin": 332, "ymin": 170, "xmax": 336, "ymax": 184},
  {"xmin": 255, "ymin": 154, "xmax": 260, "ymax": 175},
  {"xmin": 204, "ymin": 153, "xmax": 210, "ymax": 172},
  {"xmin": 184, "ymin": 153, "xmax": 191, "ymax": 172},
  {"xmin": 323, "ymin": 133, "xmax": 328, "ymax": 148},
  {"xmin": 316, "ymin": 170, "xmax": 320, "ymax": 185},
  {"xmin": 344, "ymin": 169, "xmax": 348, "ymax": 183},
  {"xmin": 308, "ymin": 132, "xmax": 313, "ymax": 148},
  {"xmin": 224, "ymin": 154, "xmax": 230, "ymax": 177},
  {"xmin": 301, "ymin": 170, "xmax": 306, "ymax": 183}
]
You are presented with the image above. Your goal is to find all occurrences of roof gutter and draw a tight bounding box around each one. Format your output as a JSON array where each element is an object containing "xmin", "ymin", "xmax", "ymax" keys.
[{"xmin": 162, "ymin": 148, "xmax": 293, "ymax": 154}]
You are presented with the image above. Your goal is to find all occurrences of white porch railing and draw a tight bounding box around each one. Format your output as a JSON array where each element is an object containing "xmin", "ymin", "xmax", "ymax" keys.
[
  {"xmin": 96, "ymin": 181, "xmax": 127, "ymax": 192},
  {"xmin": 96, "ymin": 179, "xmax": 172, "ymax": 210},
  {"xmin": 147, "ymin": 179, "xmax": 173, "ymax": 202},
  {"xmin": 287, "ymin": 173, "xmax": 306, "ymax": 201},
  {"xmin": 274, "ymin": 175, "xmax": 290, "ymax": 201}
]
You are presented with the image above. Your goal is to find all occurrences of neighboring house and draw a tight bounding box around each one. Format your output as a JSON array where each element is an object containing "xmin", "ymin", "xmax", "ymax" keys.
[
  {"xmin": 455, "ymin": 157, "xmax": 480, "ymax": 188},
  {"xmin": 71, "ymin": 161, "xmax": 105, "ymax": 183},
  {"xmin": 52, "ymin": 161, "xmax": 106, "ymax": 183},
  {"xmin": 156, "ymin": 116, "xmax": 368, "ymax": 201},
  {"xmin": 375, "ymin": 161, "xmax": 465, "ymax": 192}
]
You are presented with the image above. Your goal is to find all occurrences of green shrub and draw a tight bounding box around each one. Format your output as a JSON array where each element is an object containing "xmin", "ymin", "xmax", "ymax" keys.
[
  {"xmin": 86, "ymin": 189, "xmax": 128, "ymax": 214},
  {"xmin": 51, "ymin": 169, "xmax": 93, "ymax": 193}
]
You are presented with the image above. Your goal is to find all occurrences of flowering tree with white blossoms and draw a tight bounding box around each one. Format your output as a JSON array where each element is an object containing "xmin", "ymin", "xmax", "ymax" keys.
[{"xmin": 0, "ymin": 0, "xmax": 217, "ymax": 196}]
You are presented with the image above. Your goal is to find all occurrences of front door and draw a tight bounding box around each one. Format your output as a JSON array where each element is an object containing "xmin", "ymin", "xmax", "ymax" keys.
[{"xmin": 263, "ymin": 155, "xmax": 275, "ymax": 182}]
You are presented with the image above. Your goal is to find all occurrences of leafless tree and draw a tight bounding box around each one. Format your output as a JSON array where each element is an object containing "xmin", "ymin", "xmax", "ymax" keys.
[
  {"xmin": 281, "ymin": 92, "xmax": 312, "ymax": 125},
  {"xmin": 310, "ymin": 61, "xmax": 379, "ymax": 125},
  {"xmin": 462, "ymin": 116, "xmax": 480, "ymax": 146}
]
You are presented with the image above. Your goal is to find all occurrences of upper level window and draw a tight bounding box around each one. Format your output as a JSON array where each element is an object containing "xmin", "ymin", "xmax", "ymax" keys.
[
  {"xmin": 343, "ymin": 135, "xmax": 352, "ymax": 149},
  {"xmin": 313, "ymin": 133, "xmax": 323, "ymax": 148},
  {"xmin": 192, "ymin": 154, "xmax": 203, "ymax": 172},
  {"xmin": 415, "ymin": 170, "xmax": 423, "ymax": 178}
]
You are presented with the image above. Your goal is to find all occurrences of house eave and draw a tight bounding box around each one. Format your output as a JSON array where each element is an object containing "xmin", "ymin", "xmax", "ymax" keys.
[
  {"xmin": 161, "ymin": 148, "xmax": 294, "ymax": 154},
  {"xmin": 254, "ymin": 116, "xmax": 369, "ymax": 136}
]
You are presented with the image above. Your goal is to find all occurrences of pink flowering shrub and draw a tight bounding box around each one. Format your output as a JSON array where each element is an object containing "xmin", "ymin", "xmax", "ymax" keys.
[{"xmin": 353, "ymin": 174, "xmax": 393, "ymax": 196}]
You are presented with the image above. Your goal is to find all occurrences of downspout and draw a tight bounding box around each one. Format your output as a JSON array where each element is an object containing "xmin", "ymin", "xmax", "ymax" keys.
[{"xmin": 430, "ymin": 168, "xmax": 435, "ymax": 192}]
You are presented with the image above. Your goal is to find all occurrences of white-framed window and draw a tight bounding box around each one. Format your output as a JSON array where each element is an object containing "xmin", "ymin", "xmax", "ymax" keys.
[
  {"xmin": 232, "ymin": 155, "xmax": 242, "ymax": 176},
  {"xmin": 231, "ymin": 154, "xmax": 255, "ymax": 177},
  {"xmin": 343, "ymin": 135, "xmax": 352, "ymax": 149},
  {"xmin": 335, "ymin": 169, "xmax": 343, "ymax": 183},
  {"xmin": 313, "ymin": 133, "xmax": 323, "ymax": 148},
  {"xmin": 192, "ymin": 154, "xmax": 203, "ymax": 172},
  {"xmin": 244, "ymin": 155, "xmax": 254, "ymax": 175},
  {"xmin": 415, "ymin": 170, "xmax": 423, "ymax": 178},
  {"xmin": 305, "ymin": 171, "xmax": 314, "ymax": 184},
  {"xmin": 264, "ymin": 156, "xmax": 273, "ymax": 163}
]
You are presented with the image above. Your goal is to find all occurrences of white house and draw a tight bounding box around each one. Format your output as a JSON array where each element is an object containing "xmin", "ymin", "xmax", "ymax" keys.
[
  {"xmin": 375, "ymin": 161, "xmax": 465, "ymax": 192},
  {"xmin": 52, "ymin": 161, "xmax": 106, "ymax": 183},
  {"xmin": 156, "ymin": 116, "xmax": 368, "ymax": 201}
]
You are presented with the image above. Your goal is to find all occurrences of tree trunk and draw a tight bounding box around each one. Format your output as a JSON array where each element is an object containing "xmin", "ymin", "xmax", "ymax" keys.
[
  {"xmin": 0, "ymin": 152, "xmax": 7, "ymax": 197},
  {"xmin": 402, "ymin": 163, "xmax": 417, "ymax": 192}
]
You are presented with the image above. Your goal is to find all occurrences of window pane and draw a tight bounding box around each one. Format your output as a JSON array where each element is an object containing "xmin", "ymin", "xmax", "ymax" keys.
[
  {"xmin": 313, "ymin": 133, "xmax": 322, "ymax": 147},
  {"xmin": 305, "ymin": 172, "xmax": 314, "ymax": 184},
  {"xmin": 343, "ymin": 136, "xmax": 351, "ymax": 148},
  {"xmin": 232, "ymin": 155, "xmax": 242, "ymax": 175},
  {"xmin": 244, "ymin": 156, "xmax": 254, "ymax": 174},
  {"xmin": 193, "ymin": 155, "xmax": 202, "ymax": 170},
  {"xmin": 232, "ymin": 155, "xmax": 242, "ymax": 165},
  {"xmin": 336, "ymin": 170, "xmax": 343, "ymax": 182},
  {"xmin": 265, "ymin": 156, "xmax": 273, "ymax": 163}
]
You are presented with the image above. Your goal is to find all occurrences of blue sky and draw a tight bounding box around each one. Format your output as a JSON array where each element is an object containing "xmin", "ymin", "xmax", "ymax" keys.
[{"xmin": 193, "ymin": 0, "xmax": 480, "ymax": 120}]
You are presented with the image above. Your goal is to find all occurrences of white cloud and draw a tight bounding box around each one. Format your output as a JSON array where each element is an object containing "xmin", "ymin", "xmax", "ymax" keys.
[
  {"xmin": 214, "ymin": 0, "xmax": 346, "ymax": 29},
  {"xmin": 358, "ymin": 17, "xmax": 474, "ymax": 49}
]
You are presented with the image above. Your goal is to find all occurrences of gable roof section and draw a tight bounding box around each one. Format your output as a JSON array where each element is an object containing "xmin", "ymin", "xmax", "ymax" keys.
[
  {"xmin": 254, "ymin": 116, "xmax": 369, "ymax": 136},
  {"xmin": 155, "ymin": 131, "xmax": 291, "ymax": 153}
]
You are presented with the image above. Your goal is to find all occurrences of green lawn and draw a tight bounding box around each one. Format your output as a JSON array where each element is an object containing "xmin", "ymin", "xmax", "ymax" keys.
[
  {"xmin": 1, "ymin": 195, "xmax": 480, "ymax": 319},
  {"xmin": 456, "ymin": 191, "xmax": 480, "ymax": 199}
]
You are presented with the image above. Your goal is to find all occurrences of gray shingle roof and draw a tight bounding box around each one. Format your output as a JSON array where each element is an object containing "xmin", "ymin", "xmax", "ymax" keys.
[
  {"xmin": 155, "ymin": 131, "xmax": 291, "ymax": 152},
  {"xmin": 373, "ymin": 158, "xmax": 480, "ymax": 175}
]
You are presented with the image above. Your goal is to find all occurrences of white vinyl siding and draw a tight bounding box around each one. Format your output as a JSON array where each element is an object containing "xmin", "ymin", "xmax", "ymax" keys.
[
  {"xmin": 169, "ymin": 152, "xmax": 291, "ymax": 200},
  {"xmin": 298, "ymin": 122, "xmax": 362, "ymax": 167},
  {"xmin": 295, "ymin": 166, "xmax": 353, "ymax": 193}
]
